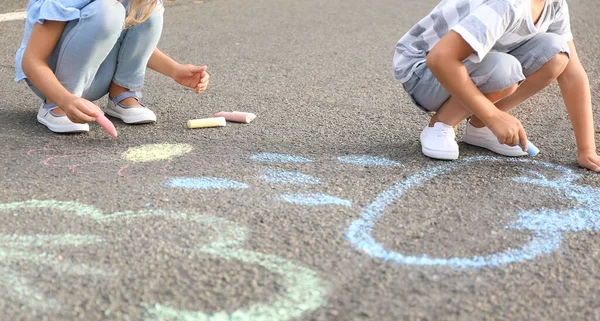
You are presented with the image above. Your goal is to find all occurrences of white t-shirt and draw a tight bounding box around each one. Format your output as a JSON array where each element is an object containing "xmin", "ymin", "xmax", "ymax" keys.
[{"xmin": 393, "ymin": 0, "xmax": 573, "ymax": 83}]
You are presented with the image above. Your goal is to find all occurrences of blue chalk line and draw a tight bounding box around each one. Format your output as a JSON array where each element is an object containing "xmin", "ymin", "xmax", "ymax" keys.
[
  {"xmin": 280, "ymin": 193, "xmax": 353, "ymax": 207},
  {"xmin": 260, "ymin": 170, "xmax": 322, "ymax": 185},
  {"xmin": 167, "ymin": 177, "xmax": 249, "ymax": 190},
  {"xmin": 250, "ymin": 153, "xmax": 313, "ymax": 163},
  {"xmin": 338, "ymin": 155, "xmax": 401, "ymax": 167},
  {"xmin": 346, "ymin": 156, "xmax": 600, "ymax": 268}
]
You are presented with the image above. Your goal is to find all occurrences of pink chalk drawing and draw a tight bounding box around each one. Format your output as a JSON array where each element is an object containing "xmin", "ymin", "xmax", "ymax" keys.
[{"xmin": 28, "ymin": 144, "xmax": 211, "ymax": 177}]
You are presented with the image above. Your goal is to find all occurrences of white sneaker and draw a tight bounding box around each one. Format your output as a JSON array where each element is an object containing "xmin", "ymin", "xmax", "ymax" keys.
[
  {"xmin": 37, "ymin": 103, "xmax": 89, "ymax": 133},
  {"xmin": 462, "ymin": 121, "xmax": 527, "ymax": 157},
  {"xmin": 105, "ymin": 91, "xmax": 156, "ymax": 124},
  {"xmin": 420, "ymin": 122, "xmax": 459, "ymax": 160}
]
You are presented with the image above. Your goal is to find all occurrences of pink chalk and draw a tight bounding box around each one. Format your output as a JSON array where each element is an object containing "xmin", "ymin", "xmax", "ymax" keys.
[
  {"xmin": 96, "ymin": 114, "xmax": 118, "ymax": 138},
  {"xmin": 213, "ymin": 111, "xmax": 256, "ymax": 123}
]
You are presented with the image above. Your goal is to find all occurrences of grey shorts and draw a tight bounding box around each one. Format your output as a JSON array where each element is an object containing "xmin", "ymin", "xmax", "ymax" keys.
[{"xmin": 402, "ymin": 33, "xmax": 571, "ymax": 112}]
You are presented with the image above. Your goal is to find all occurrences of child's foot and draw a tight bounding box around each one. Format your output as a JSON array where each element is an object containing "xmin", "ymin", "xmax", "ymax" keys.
[
  {"xmin": 462, "ymin": 121, "xmax": 527, "ymax": 157},
  {"xmin": 420, "ymin": 122, "xmax": 459, "ymax": 160},
  {"xmin": 36, "ymin": 103, "xmax": 89, "ymax": 133},
  {"xmin": 105, "ymin": 91, "xmax": 156, "ymax": 124}
]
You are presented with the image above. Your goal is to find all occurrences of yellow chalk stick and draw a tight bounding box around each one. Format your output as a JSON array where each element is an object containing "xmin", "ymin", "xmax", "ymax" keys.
[{"xmin": 187, "ymin": 117, "xmax": 226, "ymax": 129}]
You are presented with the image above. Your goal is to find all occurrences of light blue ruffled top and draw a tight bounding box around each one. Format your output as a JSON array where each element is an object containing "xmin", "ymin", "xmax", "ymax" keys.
[{"xmin": 14, "ymin": 0, "xmax": 95, "ymax": 82}]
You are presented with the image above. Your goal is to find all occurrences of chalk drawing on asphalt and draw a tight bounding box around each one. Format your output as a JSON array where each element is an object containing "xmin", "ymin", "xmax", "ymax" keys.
[
  {"xmin": 345, "ymin": 156, "xmax": 600, "ymax": 268},
  {"xmin": 338, "ymin": 155, "xmax": 401, "ymax": 167},
  {"xmin": 260, "ymin": 169, "xmax": 323, "ymax": 185},
  {"xmin": 166, "ymin": 177, "xmax": 249, "ymax": 190},
  {"xmin": 29, "ymin": 146, "xmax": 600, "ymax": 268},
  {"xmin": 250, "ymin": 153, "xmax": 313, "ymax": 164},
  {"xmin": 279, "ymin": 193, "xmax": 353, "ymax": 207},
  {"xmin": 28, "ymin": 144, "xmax": 208, "ymax": 177},
  {"xmin": 0, "ymin": 200, "xmax": 328, "ymax": 320},
  {"xmin": 165, "ymin": 152, "xmax": 600, "ymax": 268}
]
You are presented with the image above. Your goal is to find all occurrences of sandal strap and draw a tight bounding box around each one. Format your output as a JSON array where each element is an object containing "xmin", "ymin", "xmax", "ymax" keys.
[
  {"xmin": 42, "ymin": 102, "xmax": 60, "ymax": 116},
  {"xmin": 111, "ymin": 91, "xmax": 140, "ymax": 104},
  {"xmin": 42, "ymin": 102, "xmax": 58, "ymax": 110}
]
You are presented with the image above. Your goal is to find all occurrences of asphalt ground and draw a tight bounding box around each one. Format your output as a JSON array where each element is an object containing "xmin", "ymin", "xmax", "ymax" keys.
[{"xmin": 1, "ymin": 0, "xmax": 600, "ymax": 320}]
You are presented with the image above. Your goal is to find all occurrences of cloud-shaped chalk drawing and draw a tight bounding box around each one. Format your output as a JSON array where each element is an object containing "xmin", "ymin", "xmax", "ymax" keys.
[
  {"xmin": 122, "ymin": 144, "xmax": 194, "ymax": 163},
  {"xmin": 0, "ymin": 200, "xmax": 328, "ymax": 320},
  {"xmin": 346, "ymin": 156, "xmax": 600, "ymax": 268}
]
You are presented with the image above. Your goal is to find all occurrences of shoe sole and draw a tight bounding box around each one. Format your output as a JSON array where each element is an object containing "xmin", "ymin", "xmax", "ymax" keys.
[
  {"xmin": 37, "ymin": 115, "xmax": 89, "ymax": 133},
  {"xmin": 463, "ymin": 135, "xmax": 527, "ymax": 157},
  {"xmin": 104, "ymin": 109, "xmax": 156, "ymax": 124},
  {"xmin": 421, "ymin": 146, "xmax": 459, "ymax": 160}
]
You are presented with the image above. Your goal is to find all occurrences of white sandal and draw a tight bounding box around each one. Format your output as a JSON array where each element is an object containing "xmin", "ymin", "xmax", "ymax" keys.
[
  {"xmin": 105, "ymin": 91, "xmax": 156, "ymax": 124},
  {"xmin": 36, "ymin": 102, "xmax": 89, "ymax": 133}
]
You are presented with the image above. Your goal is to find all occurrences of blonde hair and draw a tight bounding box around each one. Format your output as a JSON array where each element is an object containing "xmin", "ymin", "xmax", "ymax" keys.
[{"xmin": 122, "ymin": 0, "xmax": 160, "ymax": 28}]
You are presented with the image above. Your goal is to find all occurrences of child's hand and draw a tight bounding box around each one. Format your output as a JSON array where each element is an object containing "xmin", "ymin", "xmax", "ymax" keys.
[
  {"xmin": 486, "ymin": 110, "xmax": 528, "ymax": 150},
  {"xmin": 172, "ymin": 64, "xmax": 210, "ymax": 94},
  {"xmin": 62, "ymin": 96, "xmax": 101, "ymax": 123},
  {"xmin": 578, "ymin": 150, "xmax": 600, "ymax": 172}
]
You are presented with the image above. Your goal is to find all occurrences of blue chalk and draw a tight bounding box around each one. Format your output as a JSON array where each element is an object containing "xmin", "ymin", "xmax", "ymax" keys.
[
  {"xmin": 260, "ymin": 170, "xmax": 322, "ymax": 185},
  {"xmin": 166, "ymin": 177, "xmax": 249, "ymax": 190},
  {"xmin": 519, "ymin": 141, "xmax": 540, "ymax": 157},
  {"xmin": 280, "ymin": 193, "xmax": 353, "ymax": 207},
  {"xmin": 338, "ymin": 155, "xmax": 401, "ymax": 167},
  {"xmin": 250, "ymin": 153, "xmax": 313, "ymax": 163}
]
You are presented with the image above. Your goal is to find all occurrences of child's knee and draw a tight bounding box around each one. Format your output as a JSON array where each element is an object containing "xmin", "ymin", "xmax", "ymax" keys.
[
  {"xmin": 477, "ymin": 53, "xmax": 524, "ymax": 94},
  {"xmin": 544, "ymin": 52, "xmax": 570, "ymax": 79},
  {"xmin": 522, "ymin": 33, "xmax": 570, "ymax": 78},
  {"xmin": 80, "ymin": 0, "xmax": 126, "ymax": 39},
  {"xmin": 498, "ymin": 83, "xmax": 519, "ymax": 97}
]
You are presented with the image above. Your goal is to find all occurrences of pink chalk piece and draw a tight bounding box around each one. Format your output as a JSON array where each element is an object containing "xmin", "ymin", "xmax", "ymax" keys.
[
  {"xmin": 96, "ymin": 114, "xmax": 118, "ymax": 138},
  {"xmin": 213, "ymin": 111, "xmax": 256, "ymax": 124}
]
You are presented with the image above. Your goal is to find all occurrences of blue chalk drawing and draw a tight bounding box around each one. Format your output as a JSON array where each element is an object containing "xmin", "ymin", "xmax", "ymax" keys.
[
  {"xmin": 260, "ymin": 170, "xmax": 323, "ymax": 185},
  {"xmin": 167, "ymin": 177, "xmax": 249, "ymax": 190},
  {"xmin": 250, "ymin": 153, "xmax": 313, "ymax": 163},
  {"xmin": 280, "ymin": 193, "xmax": 353, "ymax": 207},
  {"xmin": 346, "ymin": 156, "xmax": 600, "ymax": 268},
  {"xmin": 338, "ymin": 155, "xmax": 400, "ymax": 167}
]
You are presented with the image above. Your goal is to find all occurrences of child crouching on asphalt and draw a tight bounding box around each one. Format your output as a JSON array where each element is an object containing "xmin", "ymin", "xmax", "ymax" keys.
[
  {"xmin": 393, "ymin": 0, "xmax": 600, "ymax": 172},
  {"xmin": 15, "ymin": 0, "xmax": 210, "ymax": 133}
]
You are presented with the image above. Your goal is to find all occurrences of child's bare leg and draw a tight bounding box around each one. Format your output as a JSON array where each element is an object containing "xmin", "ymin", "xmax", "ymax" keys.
[
  {"xmin": 109, "ymin": 82, "xmax": 141, "ymax": 107},
  {"xmin": 429, "ymin": 84, "xmax": 519, "ymax": 128},
  {"xmin": 469, "ymin": 52, "xmax": 569, "ymax": 128}
]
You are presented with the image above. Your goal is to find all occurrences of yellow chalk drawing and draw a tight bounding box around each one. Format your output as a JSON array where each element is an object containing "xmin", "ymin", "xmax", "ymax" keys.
[
  {"xmin": 122, "ymin": 144, "xmax": 193, "ymax": 163},
  {"xmin": 0, "ymin": 200, "xmax": 328, "ymax": 320}
]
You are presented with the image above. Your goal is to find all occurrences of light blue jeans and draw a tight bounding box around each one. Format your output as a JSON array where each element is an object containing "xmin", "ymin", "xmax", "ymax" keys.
[{"xmin": 28, "ymin": 0, "xmax": 164, "ymax": 102}]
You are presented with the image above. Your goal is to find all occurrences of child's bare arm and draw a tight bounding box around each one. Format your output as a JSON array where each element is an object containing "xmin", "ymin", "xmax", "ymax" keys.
[
  {"xmin": 427, "ymin": 31, "xmax": 528, "ymax": 148},
  {"xmin": 147, "ymin": 48, "xmax": 180, "ymax": 78},
  {"xmin": 557, "ymin": 41, "xmax": 600, "ymax": 172},
  {"xmin": 22, "ymin": 21, "xmax": 99, "ymax": 123},
  {"xmin": 147, "ymin": 48, "xmax": 210, "ymax": 93}
]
